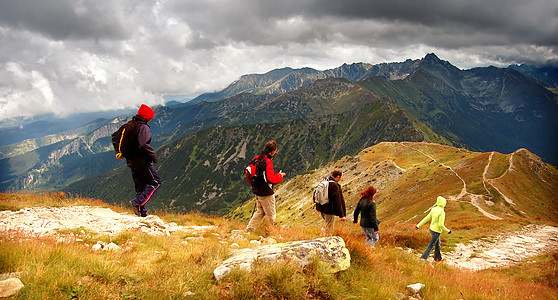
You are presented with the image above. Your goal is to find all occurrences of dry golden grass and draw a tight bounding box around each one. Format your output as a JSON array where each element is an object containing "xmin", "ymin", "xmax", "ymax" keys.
[
  {"xmin": 2, "ymin": 192, "xmax": 558, "ymax": 299},
  {"xmin": 0, "ymin": 191, "xmax": 108, "ymax": 211}
]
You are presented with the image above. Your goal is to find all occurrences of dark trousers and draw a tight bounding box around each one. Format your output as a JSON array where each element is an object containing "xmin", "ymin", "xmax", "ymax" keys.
[
  {"xmin": 420, "ymin": 229, "xmax": 442, "ymax": 261},
  {"xmin": 130, "ymin": 165, "xmax": 162, "ymax": 217}
]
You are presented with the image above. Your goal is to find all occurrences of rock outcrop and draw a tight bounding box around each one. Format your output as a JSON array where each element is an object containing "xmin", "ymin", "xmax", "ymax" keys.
[
  {"xmin": 213, "ymin": 236, "xmax": 350, "ymax": 280},
  {"xmin": 0, "ymin": 206, "xmax": 217, "ymax": 238}
]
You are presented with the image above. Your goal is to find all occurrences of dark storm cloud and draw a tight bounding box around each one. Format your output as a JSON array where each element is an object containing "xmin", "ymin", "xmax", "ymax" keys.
[
  {"xmin": 165, "ymin": 0, "xmax": 558, "ymax": 49},
  {"xmin": 0, "ymin": 0, "xmax": 132, "ymax": 40}
]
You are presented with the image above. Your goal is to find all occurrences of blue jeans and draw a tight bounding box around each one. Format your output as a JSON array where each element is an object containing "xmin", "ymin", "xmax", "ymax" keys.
[
  {"xmin": 362, "ymin": 227, "xmax": 379, "ymax": 246},
  {"xmin": 421, "ymin": 229, "xmax": 442, "ymax": 260}
]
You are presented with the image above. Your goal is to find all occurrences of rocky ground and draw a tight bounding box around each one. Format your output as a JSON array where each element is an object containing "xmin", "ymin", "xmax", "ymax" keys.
[
  {"xmin": 443, "ymin": 224, "xmax": 558, "ymax": 271},
  {"xmin": 1, "ymin": 206, "xmax": 557, "ymax": 271},
  {"xmin": 0, "ymin": 206, "xmax": 217, "ymax": 240}
]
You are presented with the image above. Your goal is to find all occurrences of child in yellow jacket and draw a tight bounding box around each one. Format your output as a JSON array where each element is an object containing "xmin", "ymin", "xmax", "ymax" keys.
[{"xmin": 416, "ymin": 196, "xmax": 452, "ymax": 261}]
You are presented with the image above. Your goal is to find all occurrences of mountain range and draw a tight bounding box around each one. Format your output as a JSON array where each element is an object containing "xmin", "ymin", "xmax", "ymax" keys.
[{"xmin": 0, "ymin": 53, "xmax": 556, "ymax": 215}]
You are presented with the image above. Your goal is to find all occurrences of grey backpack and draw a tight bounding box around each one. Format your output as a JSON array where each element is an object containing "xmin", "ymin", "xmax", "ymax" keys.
[{"xmin": 313, "ymin": 179, "xmax": 334, "ymax": 205}]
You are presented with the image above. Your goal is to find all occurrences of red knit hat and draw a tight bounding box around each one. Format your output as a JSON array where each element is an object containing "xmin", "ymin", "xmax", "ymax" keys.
[{"xmin": 137, "ymin": 104, "xmax": 154, "ymax": 122}]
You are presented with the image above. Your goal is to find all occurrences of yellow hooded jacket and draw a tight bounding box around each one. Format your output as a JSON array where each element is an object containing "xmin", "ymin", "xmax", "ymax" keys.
[{"xmin": 416, "ymin": 196, "xmax": 450, "ymax": 234}]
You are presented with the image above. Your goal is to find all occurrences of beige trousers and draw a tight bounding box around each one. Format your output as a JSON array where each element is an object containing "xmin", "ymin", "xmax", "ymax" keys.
[
  {"xmin": 320, "ymin": 213, "xmax": 336, "ymax": 236},
  {"xmin": 246, "ymin": 194, "xmax": 276, "ymax": 231}
]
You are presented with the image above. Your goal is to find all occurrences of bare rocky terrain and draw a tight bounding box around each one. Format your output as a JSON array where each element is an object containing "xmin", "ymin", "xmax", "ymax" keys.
[
  {"xmin": 0, "ymin": 206, "xmax": 216, "ymax": 240},
  {"xmin": 1, "ymin": 205, "xmax": 557, "ymax": 271},
  {"xmin": 444, "ymin": 224, "xmax": 558, "ymax": 271}
]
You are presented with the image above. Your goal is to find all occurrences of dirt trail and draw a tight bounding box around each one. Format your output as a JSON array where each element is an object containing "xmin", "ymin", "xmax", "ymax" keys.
[
  {"xmin": 442, "ymin": 224, "xmax": 558, "ymax": 271},
  {"xmin": 399, "ymin": 143, "xmax": 502, "ymax": 219}
]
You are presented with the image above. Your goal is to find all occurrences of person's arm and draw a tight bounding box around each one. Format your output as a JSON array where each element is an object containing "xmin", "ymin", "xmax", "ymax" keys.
[
  {"xmin": 371, "ymin": 202, "xmax": 379, "ymax": 232},
  {"xmin": 416, "ymin": 211, "xmax": 432, "ymax": 229},
  {"xmin": 440, "ymin": 211, "xmax": 451, "ymax": 233},
  {"xmin": 138, "ymin": 125, "xmax": 158, "ymax": 163},
  {"xmin": 353, "ymin": 201, "xmax": 361, "ymax": 224},
  {"xmin": 265, "ymin": 158, "xmax": 284, "ymax": 184},
  {"xmin": 329, "ymin": 182, "xmax": 345, "ymax": 219}
]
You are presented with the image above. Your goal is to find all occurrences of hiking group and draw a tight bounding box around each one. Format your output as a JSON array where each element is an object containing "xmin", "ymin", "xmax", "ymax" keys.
[{"xmin": 114, "ymin": 104, "xmax": 452, "ymax": 261}]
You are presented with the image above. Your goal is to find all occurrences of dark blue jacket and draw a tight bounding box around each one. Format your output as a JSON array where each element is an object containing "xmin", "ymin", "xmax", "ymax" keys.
[{"xmin": 126, "ymin": 116, "xmax": 158, "ymax": 169}]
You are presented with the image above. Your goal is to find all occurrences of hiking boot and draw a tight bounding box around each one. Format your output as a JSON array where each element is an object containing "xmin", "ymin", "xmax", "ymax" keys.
[{"xmin": 129, "ymin": 201, "xmax": 140, "ymax": 216}]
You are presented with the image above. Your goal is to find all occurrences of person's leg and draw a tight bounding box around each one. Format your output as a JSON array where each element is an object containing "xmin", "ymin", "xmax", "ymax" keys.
[
  {"xmin": 259, "ymin": 194, "xmax": 276, "ymax": 226},
  {"xmin": 129, "ymin": 168, "xmax": 145, "ymax": 216},
  {"xmin": 320, "ymin": 213, "xmax": 335, "ymax": 236},
  {"xmin": 434, "ymin": 234, "xmax": 443, "ymax": 261},
  {"xmin": 362, "ymin": 227, "xmax": 374, "ymax": 245},
  {"xmin": 420, "ymin": 230, "xmax": 441, "ymax": 259},
  {"xmin": 247, "ymin": 196, "xmax": 265, "ymax": 231},
  {"xmin": 135, "ymin": 166, "xmax": 162, "ymax": 217},
  {"xmin": 372, "ymin": 231, "xmax": 379, "ymax": 246}
]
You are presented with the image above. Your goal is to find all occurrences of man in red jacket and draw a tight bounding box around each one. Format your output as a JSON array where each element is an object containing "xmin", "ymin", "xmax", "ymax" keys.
[
  {"xmin": 246, "ymin": 140, "xmax": 286, "ymax": 233},
  {"xmin": 316, "ymin": 168, "xmax": 346, "ymax": 236}
]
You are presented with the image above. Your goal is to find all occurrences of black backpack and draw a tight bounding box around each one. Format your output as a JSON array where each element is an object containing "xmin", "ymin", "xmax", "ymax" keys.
[
  {"xmin": 244, "ymin": 155, "xmax": 267, "ymax": 186},
  {"xmin": 111, "ymin": 120, "xmax": 140, "ymax": 159}
]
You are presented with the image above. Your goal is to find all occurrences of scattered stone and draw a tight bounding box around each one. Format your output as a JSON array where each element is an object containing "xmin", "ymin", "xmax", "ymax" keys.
[
  {"xmin": 263, "ymin": 237, "xmax": 277, "ymax": 245},
  {"xmin": 406, "ymin": 283, "xmax": 425, "ymax": 296},
  {"xmin": 229, "ymin": 232, "xmax": 248, "ymax": 242},
  {"xmin": 184, "ymin": 291, "xmax": 195, "ymax": 297},
  {"xmin": 230, "ymin": 243, "xmax": 239, "ymax": 248},
  {"xmin": 91, "ymin": 241, "xmax": 121, "ymax": 252},
  {"xmin": 104, "ymin": 242, "xmax": 121, "ymax": 251},
  {"xmin": 0, "ymin": 278, "xmax": 24, "ymax": 298},
  {"xmin": 213, "ymin": 236, "xmax": 350, "ymax": 280}
]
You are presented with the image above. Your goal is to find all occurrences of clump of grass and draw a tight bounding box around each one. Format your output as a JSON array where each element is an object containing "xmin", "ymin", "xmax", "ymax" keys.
[
  {"xmin": 0, "ymin": 192, "xmax": 106, "ymax": 211},
  {"xmin": 494, "ymin": 251, "xmax": 558, "ymax": 288}
]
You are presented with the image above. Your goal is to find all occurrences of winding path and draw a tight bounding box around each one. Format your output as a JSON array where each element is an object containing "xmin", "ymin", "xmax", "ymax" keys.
[{"xmin": 399, "ymin": 143, "xmax": 502, "ymax": 219}]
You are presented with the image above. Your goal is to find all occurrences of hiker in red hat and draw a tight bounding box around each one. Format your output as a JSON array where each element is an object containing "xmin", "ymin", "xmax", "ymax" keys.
[{"xmin": 126, "ymin": 104, "xmax": 162, "ymax": 217}]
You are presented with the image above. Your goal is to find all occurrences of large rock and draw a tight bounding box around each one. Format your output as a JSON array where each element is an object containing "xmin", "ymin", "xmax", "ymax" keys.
[
  {"xmin": 213, "ymin": 236, "xmax": 350, "ymax": 280},
  {"xmin": 0, "ymin": 278, "xmax": 24, "ymax": 298}
]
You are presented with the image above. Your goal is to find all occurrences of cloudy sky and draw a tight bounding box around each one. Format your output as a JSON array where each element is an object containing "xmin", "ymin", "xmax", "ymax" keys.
[{"xmin": 1, "ymin": 0, "xmax": 557, "ymax": 120}]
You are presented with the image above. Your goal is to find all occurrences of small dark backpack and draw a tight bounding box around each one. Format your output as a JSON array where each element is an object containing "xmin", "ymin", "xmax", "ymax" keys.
[
  {"xmin": 244, "ymin": 155, "xmax": 267, "ymax": 186},
  {"xmin": 111, "ymin": 120, "xmax": 140, "ymax": 159}
]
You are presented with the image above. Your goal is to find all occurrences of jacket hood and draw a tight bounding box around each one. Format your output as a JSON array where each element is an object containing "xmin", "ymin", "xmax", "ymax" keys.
[
  {"xmin": 436, "ymin": 196, "xmax": 447, "ymax": 208},
  {"xmin": 137, "ymin": 104, "xmax": 154, "ymax": 122}
]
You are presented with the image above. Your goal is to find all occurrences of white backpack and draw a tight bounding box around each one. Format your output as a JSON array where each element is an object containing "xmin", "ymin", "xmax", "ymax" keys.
[{"xmin": 313, "ymin": 179, "xmax": 334, "ymax": 205}]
